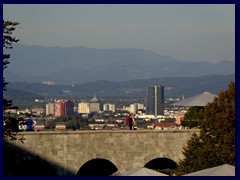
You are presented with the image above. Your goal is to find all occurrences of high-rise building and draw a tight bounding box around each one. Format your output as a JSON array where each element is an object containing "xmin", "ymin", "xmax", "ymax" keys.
[
  {"xmin": 65, "ymin": 100, "xmax": 74, "ymax": 116},
  {"xmin": 54, "ymin": 99, "xmax": 74, "ymax": 117},
  {"xmin": 146, "ymin": 85, "xmax": 164, "ymax": 116}
]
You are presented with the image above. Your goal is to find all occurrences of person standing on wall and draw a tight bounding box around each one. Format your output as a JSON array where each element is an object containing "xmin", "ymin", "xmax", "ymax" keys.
[
  {"xmin": 25, "ymin": 115, "xmax": 36, "ymax": 131},
  {"xmin": 124, "ymin": 113, "xmax": 133, "ymax": 130}
]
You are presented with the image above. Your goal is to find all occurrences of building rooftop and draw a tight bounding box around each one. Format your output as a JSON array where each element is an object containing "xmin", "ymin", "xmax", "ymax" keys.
[
  {"xmin": 90, "ymin": 94, "xmax": 100, "ymax": 103},
  {"xmin": 172, "ymin": 92, "xmax": 217, "ymax": 107}
]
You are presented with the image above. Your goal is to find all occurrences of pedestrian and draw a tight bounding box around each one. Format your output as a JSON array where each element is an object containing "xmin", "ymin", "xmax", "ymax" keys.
[
  {"xmin": 25, "ymin": 116, "xmax": 36, "ymax": 131},
  {"xmin": 124, "ymin": 113, "xmax": 133, "ymax": 130}
]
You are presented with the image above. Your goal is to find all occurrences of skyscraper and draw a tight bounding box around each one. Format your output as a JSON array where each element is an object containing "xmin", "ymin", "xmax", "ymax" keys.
[{"xmin": 146, "ymin": 85, "xmax": 164, "ymax": 116}]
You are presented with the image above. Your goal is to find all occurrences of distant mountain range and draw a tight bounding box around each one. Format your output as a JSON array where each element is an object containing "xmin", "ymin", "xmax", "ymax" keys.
[
  {"xmin": 4, "ymin": 74, "xmax": 235, "ymax": 104},
  {"xmin": 4, "ymin": 44, "xmax": 235, "ymax": 85}
]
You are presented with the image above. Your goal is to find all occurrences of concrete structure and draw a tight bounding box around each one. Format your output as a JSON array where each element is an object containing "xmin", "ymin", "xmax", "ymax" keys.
[
  {"xmin": 54, "ymin": 99, "xmax": 74, "ymax": 117},
  {"xmin": 103, "ymin": 103, "xmax": 116, "ymax": 112},
  {"xmin": 146, "ymin": 85, "xmax": 164, "ymax": 116},
  {"xmin": 46, "ymin": 102, "xmax": 55, "ymax": 116},
  {"xmin": 124, "ymin": 103, "xmax": 145, "ymax": 114},
  {"xmin": 64, "ymin": 100, "xmax": 74, "ymax": 116},
  {"xmin": 78, "ymin": 102, "xmax": 90, "ymax": 114},
  {"xmin": 130, "ymin": 103, "xmax": 138, "ymax": 113},
  {"xmin": 11, "ymin": 130, "xmax": 199, "ymax": 175},
  {"xmin": 89, "ymin": 95, "xmax": 102, "ymax": 113},
  {"xmin": 173, "ymin": 92, "xmax": 217, "ymax": 107}
]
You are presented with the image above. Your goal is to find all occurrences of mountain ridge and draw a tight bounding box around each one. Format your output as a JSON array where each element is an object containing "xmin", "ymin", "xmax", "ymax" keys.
[
  {"xmin": 4, "ymin": 44, "xmax": 234, "ymax": 85},
  {"xmin": 5, "ymin": 74, "xmax": 235, "ymax": 102}
]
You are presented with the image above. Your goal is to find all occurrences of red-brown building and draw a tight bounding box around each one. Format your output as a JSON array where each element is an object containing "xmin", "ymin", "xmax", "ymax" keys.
[{"xmin": 54, "ymin": 99, "xmax": 74, "ymax": 117}]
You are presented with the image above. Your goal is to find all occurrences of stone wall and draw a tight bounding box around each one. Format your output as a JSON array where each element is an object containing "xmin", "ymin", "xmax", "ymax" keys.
[{"xmin": 11, "ymin": 130, "xmax": 199, "ymax": 175}]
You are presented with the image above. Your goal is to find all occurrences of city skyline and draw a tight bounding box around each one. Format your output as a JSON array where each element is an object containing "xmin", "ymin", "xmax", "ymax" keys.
[{"xmin": 3, "ymin": 4, "xmax": 235, "ymax": 63}]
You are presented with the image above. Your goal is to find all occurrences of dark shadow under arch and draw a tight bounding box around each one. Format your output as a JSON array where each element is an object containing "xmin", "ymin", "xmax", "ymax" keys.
[
  {"xmin": 144, "ymin": 157, "xmax": 177, "ymax": 175},
  {"xmin": 76, "ymin": 158, "xmax": 118, "ymax": 176}
]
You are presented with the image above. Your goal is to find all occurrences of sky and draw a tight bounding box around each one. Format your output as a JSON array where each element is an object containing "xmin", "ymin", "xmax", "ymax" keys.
[{"xmin": 3, "ymin": 4, "xmax": 235, "ymax": 63}]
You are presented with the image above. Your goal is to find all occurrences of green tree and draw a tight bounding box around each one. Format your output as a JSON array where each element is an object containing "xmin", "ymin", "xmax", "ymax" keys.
[
  {"xmin": 66, "ymin": 117, "xmax": 80, "ymax": 130},
  {"xmin": 176, "ymin": 82, "xmax": 235, "ymax": 175},
  {"xmin": 3, "ymin": 20, "xmax": 20, "ymax": 141},
  {"xmin": 181, "ymin": 106, "xmax": 205, "ymax": 128}
]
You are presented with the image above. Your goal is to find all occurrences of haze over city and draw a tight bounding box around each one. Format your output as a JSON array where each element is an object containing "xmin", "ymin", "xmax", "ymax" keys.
[{"xmin": 3, "ymin": 4, "xmax": 235, "ymax": 63}]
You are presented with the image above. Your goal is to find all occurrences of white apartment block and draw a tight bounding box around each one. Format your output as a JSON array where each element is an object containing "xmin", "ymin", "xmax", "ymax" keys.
[
  {"xmin": 46, "ymin": 102, "xmax": 54, "ymax": 116},
  {"xmin": 129, "ymin": 103, "xmax": 145, "ymax": 113},
  {"xmin": 78, "ymin": 102, "xmax": 90, "ymax": 114},
  {"xmin": 130, "ymin": 103, "xmax": 138, "ymax": 113},
  {"xmin": 103, "ymin": 103, "xmax": 116, "ymax": 112}
]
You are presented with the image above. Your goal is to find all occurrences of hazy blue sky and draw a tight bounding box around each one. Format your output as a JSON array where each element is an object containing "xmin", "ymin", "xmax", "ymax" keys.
[{"xmin": 3, "ymin": 4, "xmax": 235, "ymax": 63}]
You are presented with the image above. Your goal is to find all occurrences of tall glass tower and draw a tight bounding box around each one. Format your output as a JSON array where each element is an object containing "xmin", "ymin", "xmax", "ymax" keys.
[{"xmin": 146, "ymin": 85, "xmax": 164, "ymax": 116}]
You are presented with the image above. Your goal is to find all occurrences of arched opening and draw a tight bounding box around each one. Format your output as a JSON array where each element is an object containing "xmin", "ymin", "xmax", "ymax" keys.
[
  {"xmin": 144, "ymin": 157, "xmax": 177, "ymax": 175},
  {"xmin": 76, "ymin": 158, "xmax": 118, "ymax": 176}
]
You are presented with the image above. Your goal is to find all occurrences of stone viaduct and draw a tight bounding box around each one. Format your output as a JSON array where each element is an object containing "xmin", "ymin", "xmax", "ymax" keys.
[{"xmin": 10, "ymin": 129, "xmax": 199, "ymax": 175}]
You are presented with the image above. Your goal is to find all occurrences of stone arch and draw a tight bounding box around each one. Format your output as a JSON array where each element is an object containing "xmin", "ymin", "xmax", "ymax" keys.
[
  {"xmin": 144, "ymin": 157, "xmax": 177, "ymax": 172},
  {"xmin": 139, "ymin": 153, "xmax": 174, "ymax": 167},
  {"xmin": 76, "ymin": 158, "xmax": 118, "ymax": 176}
]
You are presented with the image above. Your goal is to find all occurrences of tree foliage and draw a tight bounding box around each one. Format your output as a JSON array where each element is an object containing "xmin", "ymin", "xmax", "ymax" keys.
[
  {"xmin": 3, "ymin": 20, "xmax": 20, "ymax": 141},
  {"xmin": 176, "ymin": 82, "xmax": 235, "ymax": 175},
  {"xmin": 181, "ymin": 106, "xmax": 205, "ymax": 128},
  {"xmin": 184, "ymin": 106, "xmax": 205, "ymax": 121}
]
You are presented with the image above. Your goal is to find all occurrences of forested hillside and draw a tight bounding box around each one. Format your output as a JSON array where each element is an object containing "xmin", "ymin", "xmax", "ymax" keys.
[{"xmin": 5, "ymin": 74, "xmax": 234, "ymax": 107}]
